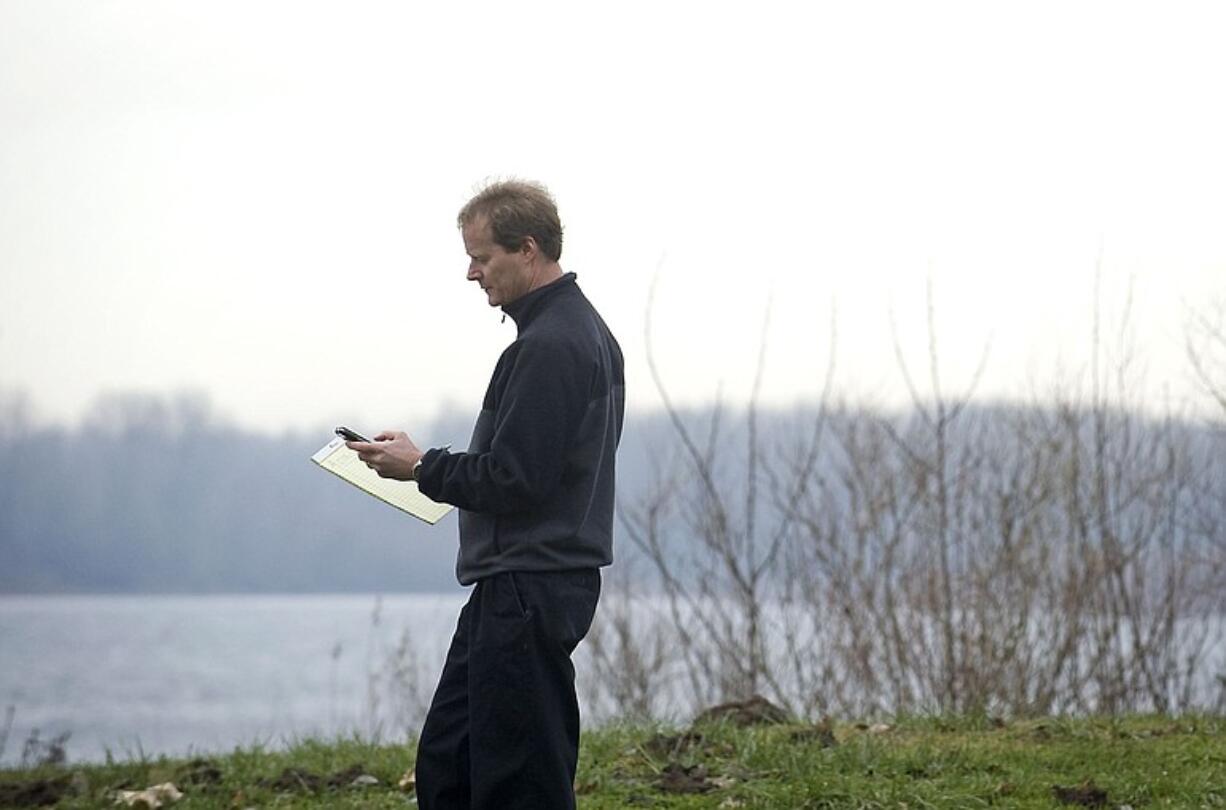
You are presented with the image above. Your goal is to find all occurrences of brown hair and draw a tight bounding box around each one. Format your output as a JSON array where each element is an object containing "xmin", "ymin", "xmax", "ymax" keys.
[{"xmin": 457, "ymin": 179, "xmax": 564, "ymax": 262}]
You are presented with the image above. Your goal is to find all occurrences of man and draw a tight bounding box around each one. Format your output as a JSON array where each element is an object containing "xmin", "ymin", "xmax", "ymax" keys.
[{"xmin": 347, "ymin": 180, "xmax": 624, "ymax": 809}]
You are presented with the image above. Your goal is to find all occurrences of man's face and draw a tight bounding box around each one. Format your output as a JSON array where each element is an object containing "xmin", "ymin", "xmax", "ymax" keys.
[{"xmin": 463, "ymin": 218, "xmax": 532, "ymax": 308}]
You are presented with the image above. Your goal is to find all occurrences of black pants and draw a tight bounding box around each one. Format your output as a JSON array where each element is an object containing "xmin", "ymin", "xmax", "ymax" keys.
[{"xmin": 415, "ymin": 568, "xmax": 601, "ymax": 810}]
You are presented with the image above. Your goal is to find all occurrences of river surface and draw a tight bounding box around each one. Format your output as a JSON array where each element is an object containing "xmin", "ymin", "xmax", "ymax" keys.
[
  {"xmin": 0, "ymin": 594, "xmax": 469, "ymax": 766},
  {"xmin": 5, "ymin": 593, "xmax": 1224, "ymax": 767}
]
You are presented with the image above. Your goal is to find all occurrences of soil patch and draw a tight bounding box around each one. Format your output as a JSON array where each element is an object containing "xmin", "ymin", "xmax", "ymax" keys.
[
  {"xmin": 644, "ymin": 731, "xmax": 704, "ymax": 758},
  {"xmin": 261, "ymin": 767, "xmax": 324, "ymax": 793},
  {"xmin": 657, "ymin": 763, "xmax": 715, "ymax": 794},
  {"xmin": 177, "ymin": 758, "xmax": 223, "ymax": 787},
  {"xmin": 325, "ymin": 764, "xmax": 368, "ymax": 788},
  {"xmin": 790, "ymin": 718, "xmax": 837, "ymax": 748},
  {"xmin": 693, "ymin": 695, "xmax": 791, "ymax": 727},
  {"xmin": 0, "ymin": 775, "xmax": 71, "ymax": 807},
  {"xmin": 1052, "ymin": 780, "xmax": 1109, "ymax": 807},
  {"xmin": 259, "ymin": 763, "xmax": 368, "ymax": 793}
]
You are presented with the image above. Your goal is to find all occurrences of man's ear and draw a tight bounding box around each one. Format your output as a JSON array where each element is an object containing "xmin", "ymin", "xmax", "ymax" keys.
[{"xmin": 519, "ymin": 236, "xmax": 539, "ymax": 259}]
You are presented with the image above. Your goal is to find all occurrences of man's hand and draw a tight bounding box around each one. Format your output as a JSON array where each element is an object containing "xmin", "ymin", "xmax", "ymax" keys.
[{"xmin": 346, "ymin": 430, "xmax": 424, "ymax": 481}]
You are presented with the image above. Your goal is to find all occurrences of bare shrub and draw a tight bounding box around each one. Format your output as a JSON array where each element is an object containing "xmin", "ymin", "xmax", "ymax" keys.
[
  {"xmin": 600, "ymin": 275, "xmax": 1225, "ymax": 722},
  {"xmin": 581, "ymin": 557, "xmax": 674, "ymax": 721},
  {"xmin": 20, "ymin": 728, "xmax": 70, "ymax": 768},
  {"xmin": 1185, "ymin": 296, "xmax": 1226, "ymax": 565},
  {"xmin": 1186, "ymin": 295, "xmax": 1226, "ymax": 417},
  {"xmin": 362, "ymin": 598, "xmax": 445, "ymax": 742},
  {"xmin": 609, "ymin": 285, "xmax": 837, "ymax": 717},
  {"xmin": 0, "ymin": 705, "xmax": 14, "ymax": 764}
]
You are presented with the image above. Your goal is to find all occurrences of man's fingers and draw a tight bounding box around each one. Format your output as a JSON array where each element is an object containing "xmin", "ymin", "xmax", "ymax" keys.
[
  {"xmin": 345, "ymin": 431, "xmax": 415, "ymax": 480},
  {"xmin": 346, "ymin": 441, "xmax": 382, "ymax": 463},
  {"xmin": 346, "ymin": 440, "xmax": 381, "ymax": 453}
]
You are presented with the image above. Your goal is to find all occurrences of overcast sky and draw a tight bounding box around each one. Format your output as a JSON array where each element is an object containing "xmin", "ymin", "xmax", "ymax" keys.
[{"xmin": 2, "ymin": 0, "xmax": 1224, "ymax": 435}]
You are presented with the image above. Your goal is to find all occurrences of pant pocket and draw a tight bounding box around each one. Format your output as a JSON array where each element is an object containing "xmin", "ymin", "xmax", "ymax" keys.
[{"xmin": 505, "ymin": 571, "xmax": 532, "ymax": 620}]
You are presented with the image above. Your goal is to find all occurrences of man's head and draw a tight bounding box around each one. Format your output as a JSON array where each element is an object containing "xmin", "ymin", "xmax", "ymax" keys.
[{"xmin": 459, "ymin": 180, "xmax": 564, "ymax": 308}]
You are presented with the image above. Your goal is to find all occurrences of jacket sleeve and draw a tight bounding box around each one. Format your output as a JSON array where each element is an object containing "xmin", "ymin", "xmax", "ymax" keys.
[{"xmin": 416, "ymin": 337, "xmax": 586, "ymax": 515}]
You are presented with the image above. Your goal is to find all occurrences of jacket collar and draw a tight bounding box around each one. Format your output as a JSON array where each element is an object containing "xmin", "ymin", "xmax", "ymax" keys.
[{"xmin": 502, "ymin": 272, "xmax": 577, "ymax": 330}]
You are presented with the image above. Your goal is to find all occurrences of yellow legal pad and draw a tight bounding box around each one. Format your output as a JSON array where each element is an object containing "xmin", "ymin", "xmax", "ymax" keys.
[{"xmin": 310, "ymin": 437, "xmax": 454, "ymax": 525}]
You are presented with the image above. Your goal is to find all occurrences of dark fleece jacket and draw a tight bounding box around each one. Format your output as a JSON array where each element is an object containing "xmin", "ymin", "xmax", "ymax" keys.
[{"xmin": 416, "ymin": 273, "xmax": 625, "ymax": 585}]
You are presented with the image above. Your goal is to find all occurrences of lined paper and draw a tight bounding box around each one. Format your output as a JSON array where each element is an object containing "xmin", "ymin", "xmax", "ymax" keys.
[{"xmin": 311, "ymin": 437, "xmax": 453, "ymax": 525}]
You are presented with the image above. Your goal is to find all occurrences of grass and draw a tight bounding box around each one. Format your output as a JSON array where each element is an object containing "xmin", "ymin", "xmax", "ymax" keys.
[{"xmin": 1, "ymin": 715, "xmax": 1223, "ymax": 808}]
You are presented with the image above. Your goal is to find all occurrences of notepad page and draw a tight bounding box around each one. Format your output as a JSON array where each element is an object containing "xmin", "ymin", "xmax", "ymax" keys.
[{"xmin": 311, "ymin": 437, "xmax": 453, "ymax": 525}]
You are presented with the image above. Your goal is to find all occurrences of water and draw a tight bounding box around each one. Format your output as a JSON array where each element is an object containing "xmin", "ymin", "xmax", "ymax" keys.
[
  {"xmin": 0, "ymin": 594, "xmax": 467, "ymax": 766},
  {"xmin": 6, "ymin": 593, "xmax": 1222, "ymax": 767}
]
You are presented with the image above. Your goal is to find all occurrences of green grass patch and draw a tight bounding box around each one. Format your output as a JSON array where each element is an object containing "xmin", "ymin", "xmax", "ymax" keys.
[{"xmin": 1, "ymin": 716, "xmax": 1223, "ymax": 808}]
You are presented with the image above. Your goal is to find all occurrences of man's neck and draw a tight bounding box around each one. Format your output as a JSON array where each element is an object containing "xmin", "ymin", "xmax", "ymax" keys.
[{"xmin": 526, "ymin": 261, "xmax": 564, "ymax": 294}]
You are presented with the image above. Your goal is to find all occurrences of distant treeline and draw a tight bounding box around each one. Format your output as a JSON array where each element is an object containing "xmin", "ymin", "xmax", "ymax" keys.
[
  {"xmin": 0, "ymin": 390, "xmax": 474, "ymax": 593},
  {"xmin": 0, "ymin": 387, "xmax": 1223, "ymax": 605}
]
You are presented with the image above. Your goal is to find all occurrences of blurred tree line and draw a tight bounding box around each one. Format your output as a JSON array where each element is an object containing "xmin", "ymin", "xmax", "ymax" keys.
[{"xmin": 0, "ymin": 389, "xmax": 475, "ymax": 593}]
